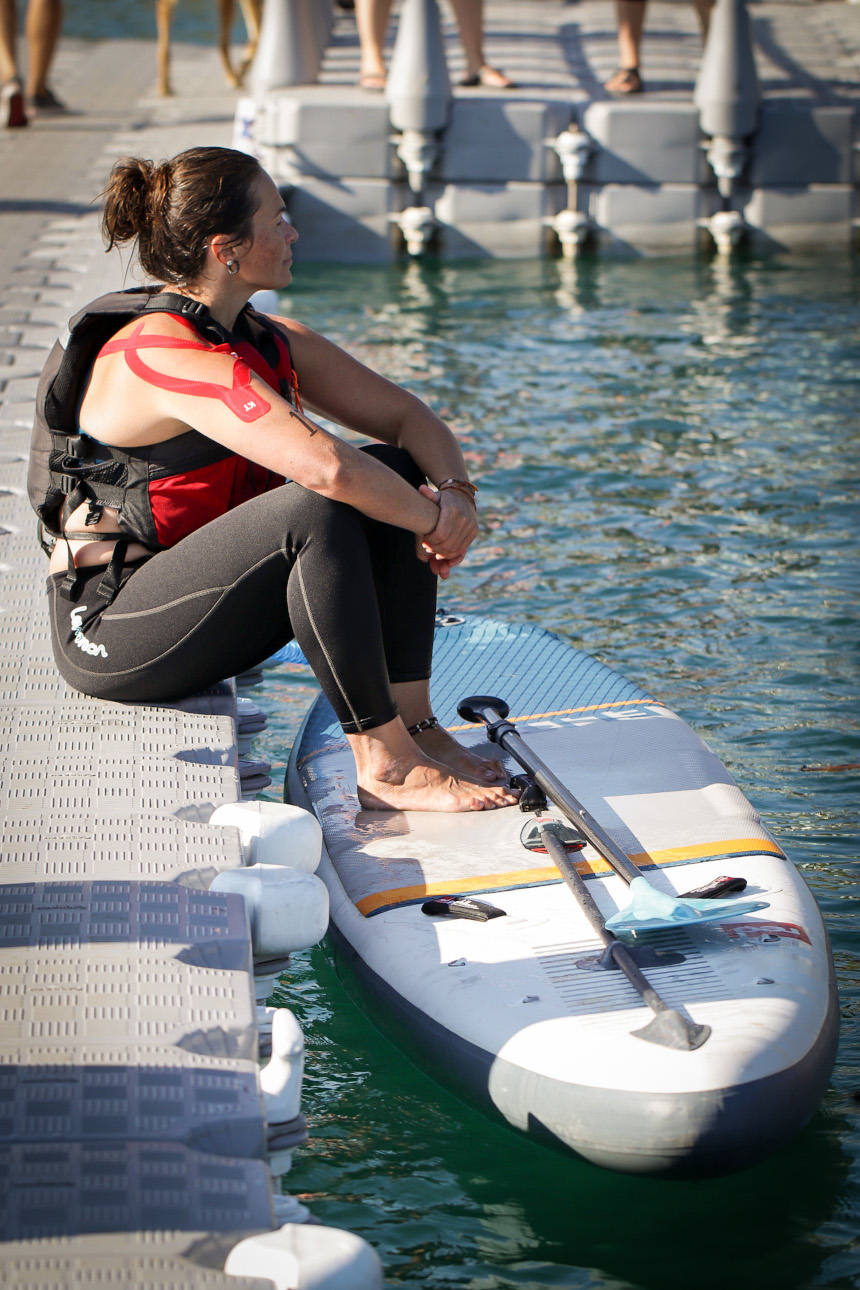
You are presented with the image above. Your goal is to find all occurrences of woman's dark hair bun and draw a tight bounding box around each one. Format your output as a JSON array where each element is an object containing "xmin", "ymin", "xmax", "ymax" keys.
[
  {"xmin": 100, "ymin": 147, "xmax": 263, "ymax": 286},
  {"xmin": 101, "ymin": 156, "xmax": 157, "ymax": 248}
]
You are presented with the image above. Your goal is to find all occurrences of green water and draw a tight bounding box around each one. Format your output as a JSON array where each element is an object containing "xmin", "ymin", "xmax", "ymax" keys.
[
  {"xmin": 246, "ymin": 254, "xmax": 858, "ymax": 1289},
  {"xmin": 63, "ymin": 0, "xmax": 238, "ymax": 43}
]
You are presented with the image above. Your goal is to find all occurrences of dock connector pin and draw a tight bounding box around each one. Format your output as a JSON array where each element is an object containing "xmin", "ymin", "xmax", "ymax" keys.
[
  {"xmin": 703, "ymin": 207, "xmax": 748, "ymax": 254},
  {"xmin": 549, "ymin": 208, "xmax": 593, "ymax": 258},
  {"xmin": 392, "ymin": 204, "xmax": 438, "ymax": 256},
  {"xmin": 547, "ymin": 126, "xmax": 594, "ymax": 257}
]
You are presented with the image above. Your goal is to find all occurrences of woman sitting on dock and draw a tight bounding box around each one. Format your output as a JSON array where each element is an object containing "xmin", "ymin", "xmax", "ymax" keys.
[{"xmin": 31, "ymin": 145, "xmax": 515, "ymax": 814}]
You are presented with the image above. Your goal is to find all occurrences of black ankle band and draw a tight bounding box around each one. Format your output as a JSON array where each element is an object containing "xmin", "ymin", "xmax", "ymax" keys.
[{"xmin": 407, "ymin": 717, "xmax": 439, "ymax": 736}]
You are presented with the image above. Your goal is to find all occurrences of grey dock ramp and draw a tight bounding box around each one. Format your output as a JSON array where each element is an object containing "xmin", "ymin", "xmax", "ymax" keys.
[{"xmin": 0, "ymin": 37, "xmax": 289, "ymax": 1285}]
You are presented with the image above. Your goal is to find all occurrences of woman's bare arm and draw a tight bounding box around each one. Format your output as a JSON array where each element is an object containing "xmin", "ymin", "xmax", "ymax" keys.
[
  {"xmin": 272, "ymin": 316, "xmax": 473, "ymax": 490},
  {"xmin": 271, "ymin": 316, "xmax": 481, "ymax": 570}
]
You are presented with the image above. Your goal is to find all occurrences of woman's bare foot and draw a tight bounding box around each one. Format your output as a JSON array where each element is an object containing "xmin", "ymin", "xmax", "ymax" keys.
[
  {"xmin": 347, "ymin": 717, "xmax": 519, "ymax": 812},
  {"xmin": 357, "ymin": 756, "xmax": 519, "ymax": 813},
  {"xmin": 410, "ymin": 719, "xmax": 506, "ymax": 783},
  {"xmin": 358, "ymin": 70, "xmax": 386, "ymax": 91}
]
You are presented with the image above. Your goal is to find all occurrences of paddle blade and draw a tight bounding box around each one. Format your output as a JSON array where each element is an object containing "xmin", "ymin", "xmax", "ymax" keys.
[
  {"xmin": 605, "ymin": 876, "xmax": 769, "ymax": 934},
  {"xmin": 632, "ymin": 1010, "xmax": 711, "ymax": 1051}
]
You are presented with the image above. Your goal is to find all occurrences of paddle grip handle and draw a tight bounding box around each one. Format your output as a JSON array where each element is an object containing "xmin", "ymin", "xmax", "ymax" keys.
[
  {"xmin": 456, "ymin": 695, "xmax": 510, "ymax": 729},
  {"xmin": 457, "ymin": 693, "xmax": 642, "ymax": 888}
]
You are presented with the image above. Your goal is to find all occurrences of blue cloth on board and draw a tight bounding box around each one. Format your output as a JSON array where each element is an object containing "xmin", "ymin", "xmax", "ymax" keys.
[
  {"xmin": 605, "ymin": 876, "xmax": 769, "ymax": 934},
  {"xmin": 264, "ymin": 640, "xmax": 309, "ymax": 667}
]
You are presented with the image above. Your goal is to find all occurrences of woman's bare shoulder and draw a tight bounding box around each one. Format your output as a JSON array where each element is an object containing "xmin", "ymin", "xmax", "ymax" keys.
[
  {"xmin": 263, "ymin": 313, "xmax": 318, "ymax": 342},
  {"xmin": 263, "ymin": 314, "xmax": 355, "ymax": 372},
  {"xmin": 104, "ymin": 310, "xmax": 210, "ymax": 343}
]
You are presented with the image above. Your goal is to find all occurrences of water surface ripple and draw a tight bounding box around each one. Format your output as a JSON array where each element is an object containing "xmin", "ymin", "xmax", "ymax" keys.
[{"xmin": 253, "ymin": 254, "xmax": 859, "ymax": 1290}]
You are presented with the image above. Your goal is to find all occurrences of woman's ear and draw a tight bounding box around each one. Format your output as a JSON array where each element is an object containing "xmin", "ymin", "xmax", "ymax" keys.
[{"xmin": 207, "ymin": 234, "xmax": 235, "ymax": 272}]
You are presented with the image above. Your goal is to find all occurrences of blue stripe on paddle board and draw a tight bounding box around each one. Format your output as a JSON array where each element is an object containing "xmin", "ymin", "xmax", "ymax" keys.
[{"xmin": 428, "ymin": 615, "xmax": 651, "ymax": 729}]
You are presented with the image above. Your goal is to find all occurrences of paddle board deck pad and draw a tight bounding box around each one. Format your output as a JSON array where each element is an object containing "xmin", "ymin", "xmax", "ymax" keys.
[{"xmin": 286, "ymin": 614, "xmax": 837, "ymax": 1177}]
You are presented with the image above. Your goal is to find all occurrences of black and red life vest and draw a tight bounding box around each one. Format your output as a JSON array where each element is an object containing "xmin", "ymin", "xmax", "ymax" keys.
[{"xmin": 28, "ymin": 287, "xmax": 297, "ymax": 554}]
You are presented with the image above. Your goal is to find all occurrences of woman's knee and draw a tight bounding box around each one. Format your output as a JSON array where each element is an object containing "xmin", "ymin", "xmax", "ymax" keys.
[
  {"xmin": 283, "ymin": 483, "xmax": 367, "ymax": 557},
  {"xmin": 360, "ymin": 442, "xmax": 425, "ymax": 489}
]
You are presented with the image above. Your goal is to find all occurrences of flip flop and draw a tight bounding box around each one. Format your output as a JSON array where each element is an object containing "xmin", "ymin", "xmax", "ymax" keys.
[
  {"xmin": 460, "ymin": 64, "xmax": 516, "ymax": 89},
  {"xmin": 358, "ymin": 72, "xmax": 386, "ymax": 93},
  {"xmin": 604, "ymin": 66, "xmax": 643, "ymax": 95},
  {"xmin": 30, "ymin": 86, "xmax": 68, "ymax": 115}
]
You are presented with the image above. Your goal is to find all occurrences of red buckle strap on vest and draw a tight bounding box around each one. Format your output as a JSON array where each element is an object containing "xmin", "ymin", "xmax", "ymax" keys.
[{"xmin": 100, "ymin": 322, "xmax": 272, "ymax": 423}]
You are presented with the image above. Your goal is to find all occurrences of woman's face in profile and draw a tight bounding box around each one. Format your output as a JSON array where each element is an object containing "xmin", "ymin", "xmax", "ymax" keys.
[{"xmin": 235, "ymin": 172, "xmax": 298, "ymax": 292}]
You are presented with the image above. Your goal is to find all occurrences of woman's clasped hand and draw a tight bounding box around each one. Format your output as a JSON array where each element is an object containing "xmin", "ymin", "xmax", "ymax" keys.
[{"xmin": 417, "ymin": 483, "xmax": 479, "ymax": 578}]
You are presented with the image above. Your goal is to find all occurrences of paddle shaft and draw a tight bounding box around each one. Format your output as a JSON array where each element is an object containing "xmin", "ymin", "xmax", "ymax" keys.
[
  {"xmin": 538, "ymin": 823, "xmax": 676, "ymax": 1021},
  {"xmin": 488, "ymin": 718, "xmax": 641, "ymax": 886},
  {"xmin": 457, "ymin": 695, "xmax": 711, "ymax": 1049}
]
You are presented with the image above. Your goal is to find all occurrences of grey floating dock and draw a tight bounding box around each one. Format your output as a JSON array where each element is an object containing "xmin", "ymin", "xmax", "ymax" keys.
[
  {"xmin": 0, "ymin": 1060, "xmax": 268, "ymax": 1159},
  {"xmin": 0, "ymin": 880, "xmax": 252, "ymax": 963},
  {"xmin": 0, "ymin": 1231, "xmax": 275, "ymax": 1288},
  {"xmin": 243, "ymin": 0, "xmax": 860, "ymax": 257},
  {"xmin": 1, "ymin": 814, "xmax": 244, "ymax": 887},
  {"xmin": 0, "ymin": 1142, "xmax": 276, "ymax": 1241},
  {"xmin": 0, "ymin": 37, "xmax": 382, "ymax": 1286},
  {"xmin": 0, "ymin": 945, "xmax": 257, "ymax": 1054}
]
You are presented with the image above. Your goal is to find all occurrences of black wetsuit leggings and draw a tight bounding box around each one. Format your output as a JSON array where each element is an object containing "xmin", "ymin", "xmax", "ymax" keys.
[{"xmin": 48, "ymin": 445, "xmax": 437, "ymax": 733}]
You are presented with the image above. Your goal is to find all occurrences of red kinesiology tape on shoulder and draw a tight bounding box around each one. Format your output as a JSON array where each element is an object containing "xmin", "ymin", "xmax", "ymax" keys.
[{"xmin": 99, "ymin": 322, "xmax": 272, "ymax": 423}]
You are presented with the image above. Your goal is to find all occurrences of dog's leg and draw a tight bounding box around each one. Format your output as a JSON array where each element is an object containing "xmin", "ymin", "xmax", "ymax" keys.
[
  {"xmin": 233, "ymin": 0, "xmax": 263, "ymax": 85},
  {"xmin": 219, "ymin": 0, "xmax": 262, "ymax": 89},
  {"xmin": 155, "ymin": 0, "xmax": 177, "ymax": 97},
  {"xmin": 218, "ymin": 0, "xmax": 242, "ymax": 88}
]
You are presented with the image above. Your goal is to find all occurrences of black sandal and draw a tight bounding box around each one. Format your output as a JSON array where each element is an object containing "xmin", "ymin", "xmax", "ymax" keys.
[{"xmin": 604, "ymin": 66, "xmax": 643, "ymax": 95}]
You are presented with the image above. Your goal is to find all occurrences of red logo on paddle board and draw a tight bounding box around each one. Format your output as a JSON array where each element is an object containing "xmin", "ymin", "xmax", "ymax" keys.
[{"xmin": 720, "ymin": 919, "xmax": 811, "ymax": 946}]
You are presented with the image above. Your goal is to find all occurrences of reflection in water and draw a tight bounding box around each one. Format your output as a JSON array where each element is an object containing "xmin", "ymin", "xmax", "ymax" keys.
[
  {"xmin": 693, "ymin": 254, "xmax": 758, "ymax": 347},
  {"xmin": 398, "ymin": 259, "xmax": 439, "ymax": 313},
  {"xmin": 253, "ymin": 254, "xmax": 859, "ymax": 1290},
  {"xmin": 554, "ymin": 256, "xmax": 602, "ymax": 317}
]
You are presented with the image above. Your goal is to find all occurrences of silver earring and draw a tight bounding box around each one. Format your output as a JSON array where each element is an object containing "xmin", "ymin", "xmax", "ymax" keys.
[{"xmin": 226, "ymin": 259, "xmax": 239, "ymax": 275}]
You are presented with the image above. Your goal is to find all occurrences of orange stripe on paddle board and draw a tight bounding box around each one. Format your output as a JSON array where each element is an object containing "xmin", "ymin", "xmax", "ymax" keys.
[
  {"xmin": 356, "ymin": 868, "xmax": 561, "ymax": 915},
  {"xmin": 445, "ymin": 698, "xmax": 665, "ymax": 732},
  {"xmin": 355, "ymin": 835, "xmax": 786, "ymax": 915},
  {"xmin": 626, "ymin": 835, "xmax": 784, "ymax": 870}
]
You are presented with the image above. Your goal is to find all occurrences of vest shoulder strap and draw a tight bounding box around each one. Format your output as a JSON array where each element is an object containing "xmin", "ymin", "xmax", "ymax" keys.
[
  {"xmin": 43, "ymin": 288, "xmax": 156, "ymax": 434},
  {"xmin": 142, "ymin": 291, "xmax": 236, "ymax": 347}
]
